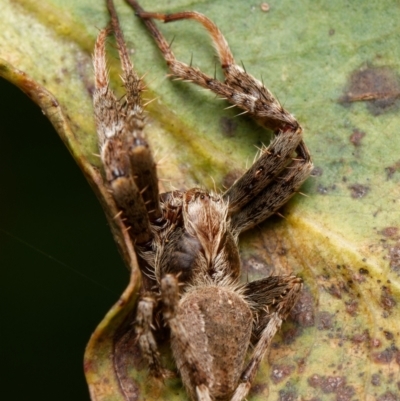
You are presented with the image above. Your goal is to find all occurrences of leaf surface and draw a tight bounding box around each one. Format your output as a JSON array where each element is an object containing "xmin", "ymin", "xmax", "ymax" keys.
[{"xmin": 1, "ymin": 0, "xmax": 399, "ymax": 399}]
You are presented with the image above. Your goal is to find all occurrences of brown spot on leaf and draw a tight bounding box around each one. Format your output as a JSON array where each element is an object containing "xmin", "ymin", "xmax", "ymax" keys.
[
  {"xmin": 222, "ymin": 169, "xmax": 242, "ymax": 189},
  {"xmin": 296, "ymin": 358, "xmax": 306, "ymax": 374},
  {"xmin": 278, "ymin": 388, "xmax": 298, "ymax": 401},
  {"xmin": 349, "ymin": 129, "xmax": 365, "ymax": 147},
  {"xmin": 282, "ymin": 326, "xmax": 301, "ymax": 344},
  {"xmin": 351, "ymin": 329, "xmax": 370, "ymax": 344},
  {"xmin": 310, "ymin": 375, "xmax": 356, "ymax": 400},
  {"xmin": 348, "ymin": 183, "xmax": 369, "ymax": 199},
  {"xmin": 345, "ymin": 300, "xmax": 358, "ymax": 316},
  {"xmin": 317, "ymin": 183, "xmax": 336, "ymax": 195},
  {"xmin": 291, "ymin": 290, "xmax": 315, "ymax": 327},
  {"xmin": 249, "ymin": 382, "xmax": 268, "ymax": 396},
  {"xmin": 327, "ymin": 283, "xmax": 343, "ymax": 298},
  {"xmin": 323, "ymin": 377, "xmax": 346, "ymax": 394},
  {"xmin": 311, "ymin": 166, "xmax": 323, "ymax": 177},
  {"xmin": 371, "ymin": 338, "xmax": 382, "ymax": 348},
  {"xmin": 389, "ymin": 242, "xmax": 400, "ymax": 272},
  {"xmin": 220, "ymin": 116, "xmax": 238, "ymax": 137},
  {"xmin": 241, "ymin": 255, "xmax": 274, "ymax": 276},
  {"xmin": 371, "ymin": 373, "xmax": 381, "ymax": 386},
  {"xmin": 271, "ymin": 364, "xmax": 295, "ymax": 383},
  {"xmin": 317, "ymin": 184, "xmax": 329, "ymax": 194},
  {"xmin": 383, "ymin": 331, "xmax": 394, "ymax": 340},
  {"xmin": 380, "ymin": 227, "xmax": 400, "ymax": 272},
  {"xmin": 340, "ymin": 65, "xmax": 400, "ymax": 115},
  {"xmin": 380, "ymin": 286, "xmax": 397, "ymax": 311},
  {"xmin": 372, "ymin": 345, "xmax": 399, "ymax": 364},
  {"xmin": 381, "ymin": 227, "xmax": 399, "ymax": 237},
  {"xmin": 317, "ymin": 311, "xmax": 334, "ymax": 330},
  {"xmin": 336, "ymin": 384, "xmax": 356, "ymax": 401},
  {"xmin": 308, "ymin": 374, "xmax": 323, "ymax": 388},
  {"xmin": 352, "ymin": 271, "xmax": 367, "ymax": 283},
  {"xmin": 76, "ymin": 57, "xmax": 95, "ymax": 97},
  {"xmin": 377, "ymin": 392, "xmax": 399, "ymax": 401},
  {"xmin": 385, "ymin": 160, "xmax": 400, "ymax": 180}
]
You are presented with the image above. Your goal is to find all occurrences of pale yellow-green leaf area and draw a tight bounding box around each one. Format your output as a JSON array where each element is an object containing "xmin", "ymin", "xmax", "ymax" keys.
[{"xmin": 1, "ymin": 0, "xmax": 399, "ymax": 400}]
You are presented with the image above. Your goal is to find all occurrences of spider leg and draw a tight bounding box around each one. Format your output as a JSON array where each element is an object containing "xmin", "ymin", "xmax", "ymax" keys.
[
  {"xmin": 134, "ymin": 293, "xmax": 165, "ymax": 377},
  {"xmin": 230, "ymin": 276, "xmax": 302, "ymax": 401},
  {"xmin": 128, "ymin": 2, "xmax": 304, "ymax": 131},
  {"xmin": 244, "ymin": 275, "xmax": 303, "ymax": 340},
  {"xmin": 127, "ymin": 1, "xmax": 265, "ymax": 114},
  {"xmin": 127, "ymin": 2, "xmax": 313, "ymax": 233},
  {"xmin": 228, "ymin": 154, "xmax": 312, "ymax": 232},
  {"xmin": 229, "ymin": 313, "xmax": 283, "ymax": 401},
  {"xmin": 93, "ymin": 1, "xmax": 162, "ymax": 245}
]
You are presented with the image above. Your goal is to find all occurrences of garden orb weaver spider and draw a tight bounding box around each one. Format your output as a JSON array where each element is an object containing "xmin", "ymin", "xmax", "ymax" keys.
[{"xmin": 92, "ymin": 1, "xmax": 313, "ymax": 400}]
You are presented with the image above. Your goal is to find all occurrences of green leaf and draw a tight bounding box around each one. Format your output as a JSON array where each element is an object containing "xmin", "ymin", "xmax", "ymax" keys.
[{"xmin": 1, "ymin": 0, "xmax": 399, "ymax": 400}]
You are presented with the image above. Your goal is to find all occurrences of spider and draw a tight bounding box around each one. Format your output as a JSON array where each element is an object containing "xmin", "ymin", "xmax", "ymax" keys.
[{"xmin": 92, "ymin": 1, "xmax": 313, "ymax": 400}]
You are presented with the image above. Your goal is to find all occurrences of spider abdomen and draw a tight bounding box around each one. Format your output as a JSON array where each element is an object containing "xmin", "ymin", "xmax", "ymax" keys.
[{"xmin": 171, "ymin": 285, "xmax": 252, "ymax": 400}]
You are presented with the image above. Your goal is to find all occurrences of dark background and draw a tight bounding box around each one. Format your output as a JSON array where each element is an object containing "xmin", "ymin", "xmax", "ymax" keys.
[{"xmin": 0, "ymin": 77, "xmax": 128, "ymax": 400}]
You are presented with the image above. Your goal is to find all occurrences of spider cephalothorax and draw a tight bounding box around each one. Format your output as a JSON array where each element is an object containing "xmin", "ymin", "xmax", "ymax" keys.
[{"xmin": 93, "ymin": 1, "xmax": 312, "ymax": 400}]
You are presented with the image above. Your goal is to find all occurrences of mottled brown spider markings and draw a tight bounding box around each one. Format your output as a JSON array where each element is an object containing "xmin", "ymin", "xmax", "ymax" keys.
[{"xmin": 93, "ymin": 1, "xmax": 313, "ymax": 400}]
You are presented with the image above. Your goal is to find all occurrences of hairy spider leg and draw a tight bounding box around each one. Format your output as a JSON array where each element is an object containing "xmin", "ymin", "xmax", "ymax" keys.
[
  {"xmin": 231, "ymin": 276, "xmax": 303, "ymax": 400},
  {"xmin": 126, "ymin": 1, "xmax": 313, "ymax": 233},
  {"xmin": 93, "ymin": 0, "xmax": 162, "ymax": 245}
]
